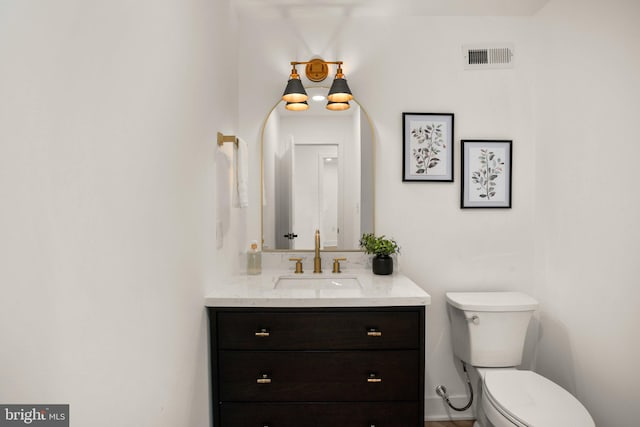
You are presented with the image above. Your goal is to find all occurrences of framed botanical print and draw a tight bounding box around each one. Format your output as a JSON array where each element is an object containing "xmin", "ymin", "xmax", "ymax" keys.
[
  {"xmin": 461, "ymin": 140, "xmax": 512, "ymax": 208},
  {"xmin": 402, "ymin": 113, "xmax": 454, "ymax": 182}
]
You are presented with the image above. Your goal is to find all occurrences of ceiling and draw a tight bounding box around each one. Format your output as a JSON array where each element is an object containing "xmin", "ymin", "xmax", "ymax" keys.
[{"xmin": 233, "ymin": 0, "xmax": 550, "ymax": 18}]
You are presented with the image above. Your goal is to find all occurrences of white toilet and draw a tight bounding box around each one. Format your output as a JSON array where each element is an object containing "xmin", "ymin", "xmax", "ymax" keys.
[{"xmin": 446, "ymin": 291, "xmax": 595, "ymax": 427}]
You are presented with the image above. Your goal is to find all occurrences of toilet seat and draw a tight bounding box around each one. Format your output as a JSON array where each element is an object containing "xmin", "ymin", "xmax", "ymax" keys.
[{"xmin": 483, "ymin": 370, "xmax": 595, "ymax": 427}]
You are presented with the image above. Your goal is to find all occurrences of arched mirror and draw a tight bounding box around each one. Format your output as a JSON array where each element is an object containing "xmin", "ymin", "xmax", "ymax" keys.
[{"xmin": 261, "ymin": 87, "xmax": 374, "ymax": 251}]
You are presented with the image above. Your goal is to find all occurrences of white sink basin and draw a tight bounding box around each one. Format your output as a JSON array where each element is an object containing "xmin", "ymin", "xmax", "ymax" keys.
[{"xmin": 274, "ymin": 275, "xmax": 362, "ymax": 290}]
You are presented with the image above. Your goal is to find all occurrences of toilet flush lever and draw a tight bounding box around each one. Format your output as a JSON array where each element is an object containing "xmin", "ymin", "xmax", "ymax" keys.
[{"xmin": 467, "ymin": 314, "xmax": 480, "ymax": 324}]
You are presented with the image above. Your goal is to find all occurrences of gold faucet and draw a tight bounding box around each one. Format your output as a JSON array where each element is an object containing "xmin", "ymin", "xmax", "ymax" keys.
[{"xmin": 313, "ymin": 229, "xmax": 322, "ymax": 273}]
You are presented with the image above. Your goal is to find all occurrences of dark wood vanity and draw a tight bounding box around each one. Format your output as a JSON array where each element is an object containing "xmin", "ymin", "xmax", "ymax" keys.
[{"xmin": 208, "ymin": 306, "xmax": 425, "ymax": 426}]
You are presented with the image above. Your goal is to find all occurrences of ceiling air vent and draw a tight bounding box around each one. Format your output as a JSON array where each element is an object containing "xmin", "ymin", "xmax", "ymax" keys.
[{"xmin": 463, "ymin": 44, "xmax": 514, "ymax": 70}]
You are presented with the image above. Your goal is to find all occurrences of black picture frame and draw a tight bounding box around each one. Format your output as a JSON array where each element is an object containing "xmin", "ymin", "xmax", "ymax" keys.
[
  {"xmin": 402, "ymin": 112, "xmax": 454, "ymax": 182},
  {"xmin": 461, "ymin": 140, "xmax": 512, "ymax": 208}
]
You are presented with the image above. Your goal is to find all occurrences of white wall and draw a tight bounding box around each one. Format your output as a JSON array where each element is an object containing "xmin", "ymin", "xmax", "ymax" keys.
[
  {"xmin": 2, "ymin": 0, "xmax": 637, "ymax": 425},
  {"xmin": 238, "ymin": 3, "xmax": 640, "ymax": 425},
  {"xmin": 532, "ymin": 1, "xmax": 640, "ymax": 426},
  {"xmin": 0, "ymin": 0, "xmax": 238, "ymax": 426},
  {"xmin": 348, "ymin": 16, "xmax": 539, "ymax": 420},
  {"xmin": 238, "ymin": 13, "xmax": 537, "ymax": 420}
]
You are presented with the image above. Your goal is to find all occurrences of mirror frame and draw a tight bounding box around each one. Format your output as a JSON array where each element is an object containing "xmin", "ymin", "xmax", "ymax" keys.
[{"xmin": 260, "ymin": 87, "xmax": 375, "ymax": 252}]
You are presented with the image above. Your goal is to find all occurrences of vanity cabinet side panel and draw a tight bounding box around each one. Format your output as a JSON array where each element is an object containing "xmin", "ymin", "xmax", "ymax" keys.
[
  {"xmin": 207, "ymin": 307, "xmax": 221, "ymax": 427},
  {"xmin": 419, "ymin": 305, "xmax": 425, "ymax": 425}
]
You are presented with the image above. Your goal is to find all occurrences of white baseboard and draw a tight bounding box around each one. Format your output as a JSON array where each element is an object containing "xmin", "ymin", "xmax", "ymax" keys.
[{"xmin": 425, "ymin": 394, "xmax": 475, "ymax": 421}]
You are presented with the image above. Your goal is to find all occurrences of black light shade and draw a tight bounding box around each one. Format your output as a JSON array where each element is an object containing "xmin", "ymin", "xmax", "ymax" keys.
[
  {"xmin": 285, "ymin": 100, "xmax": 309, "ymax": 111},
  {"xmin": 326, "ymin": 100, "xmax": 350, "ymax": 111},
  {"xmin": 282, "ymin": 77, "xmax": 308, "ymax": 103},
  {"xmin": 327, "ymin": 77, "xmax": 353, "ymax": 103}
]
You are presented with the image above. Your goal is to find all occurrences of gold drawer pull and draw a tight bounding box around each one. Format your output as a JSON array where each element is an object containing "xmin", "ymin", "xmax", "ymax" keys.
[
  {"xmin": 255, "ymin": 328, "xmax": 270, "ymax": 337},
  {"xmin": 367, "ymin": 328, "xmax": 382, "ymax": 337},
  {"xmin": 257, "ymin": 374, "xmax": 272, "ymax": 384},
  {"xmin": 367, "ymin": 373, "xmax": 382, "ymax": 383}
]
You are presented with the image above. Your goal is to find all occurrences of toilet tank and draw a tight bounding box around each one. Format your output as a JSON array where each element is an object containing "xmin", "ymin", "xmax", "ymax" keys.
[{"xmin": 446, "ymin": 292, "xmax": 539, "ymax": 367}]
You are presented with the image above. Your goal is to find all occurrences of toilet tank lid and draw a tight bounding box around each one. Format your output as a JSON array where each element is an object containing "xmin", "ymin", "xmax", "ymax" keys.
[{"xmin": 446, "ymin": 292, "xmax": 538, "ymax": 312}]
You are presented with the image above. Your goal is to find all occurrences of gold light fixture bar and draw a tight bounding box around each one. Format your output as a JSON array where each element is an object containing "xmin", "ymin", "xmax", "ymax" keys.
[
  {"xmin": 304, "ymin": 58, "xmax": 329, "ymax": 82},
  {"xmin": 289, "ymin": 59, "xmax": 344, "ymax": 82}
]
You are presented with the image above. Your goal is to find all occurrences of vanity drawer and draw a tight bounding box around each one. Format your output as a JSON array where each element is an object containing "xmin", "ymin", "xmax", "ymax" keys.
[
  {"xmin": 216, "ymin": 309, "xmax": 420, "ymax": 350},
  {"xmin": 218, "ymin": 350, "xmax": 420, "ymax": 402},
  {"xmin": 220, "ymin": 402, "xmax": 422, "ymax": 427}
]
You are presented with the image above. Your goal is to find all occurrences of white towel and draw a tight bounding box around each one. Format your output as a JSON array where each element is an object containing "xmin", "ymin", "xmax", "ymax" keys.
[{"xmin": 235, "ymin": 137, "xmax": 249, "ymax": 208}]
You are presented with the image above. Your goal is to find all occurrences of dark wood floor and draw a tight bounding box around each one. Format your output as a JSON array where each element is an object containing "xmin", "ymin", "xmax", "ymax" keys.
[{"xmin": 425, "ymin": 421, "xmax": 475, "ymax": 427}]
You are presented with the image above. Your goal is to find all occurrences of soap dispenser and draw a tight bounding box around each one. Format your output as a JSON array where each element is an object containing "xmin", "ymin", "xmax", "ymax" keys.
[{"xmin": 246, "ymin": 241, "xmax": 262, "ymax": 275}]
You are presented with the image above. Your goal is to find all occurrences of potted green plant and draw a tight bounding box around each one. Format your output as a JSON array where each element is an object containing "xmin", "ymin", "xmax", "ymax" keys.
[{"xmin": 359, "ymin": 233, "xmax": 399, "ymax": 275}]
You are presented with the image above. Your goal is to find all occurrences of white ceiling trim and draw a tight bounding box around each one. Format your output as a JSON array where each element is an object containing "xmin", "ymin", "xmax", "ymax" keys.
[{"xmin": 233, "ymin": 0, "xmax": 551, "ymax": 18}]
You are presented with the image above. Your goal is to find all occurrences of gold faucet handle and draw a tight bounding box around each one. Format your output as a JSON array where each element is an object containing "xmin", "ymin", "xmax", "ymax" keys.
[
  {"xmin": 289, "ymin": 257, "xmax": 304, "ymax": 274},
  {"xmin": 332, "ymin": 257, "xmax": 347, "ymax": 273}
]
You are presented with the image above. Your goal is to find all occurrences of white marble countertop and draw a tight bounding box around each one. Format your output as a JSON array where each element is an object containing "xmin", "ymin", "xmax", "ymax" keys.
[{"xmin": 205, "ymin": 269, "xmax": 431, "ymax": 308}]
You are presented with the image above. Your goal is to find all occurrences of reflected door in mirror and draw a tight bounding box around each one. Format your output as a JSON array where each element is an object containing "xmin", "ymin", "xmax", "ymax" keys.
[{"xmin": 291, "ymin": 144, "xmax": 340, "ymax": 249}]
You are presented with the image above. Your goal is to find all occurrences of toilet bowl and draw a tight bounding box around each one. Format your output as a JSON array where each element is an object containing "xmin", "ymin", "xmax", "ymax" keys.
[
  {"xmin": 479, "ymin": 369, "xmax": 594, "ymax": 427},
  {"xmin": 446, "ymin": 292, "xmax": 595, "ymax": 427}
]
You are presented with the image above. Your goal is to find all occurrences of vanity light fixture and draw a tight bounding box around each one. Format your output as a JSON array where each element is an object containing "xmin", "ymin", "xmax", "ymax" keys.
[
  {"xmin": 282, "ymin": 58, "xmax": 354, "ymax": 111},
  {"xmin": 326, "ymin": 100, "xmax": 350, "ymax": 111},
  {"xmin": 285, "ymin": 100, "xmax": 309, "ymax": 111},
  {"xmin": 326, "ymin": 63, "xmax": 353, "ymax": 103},
  {"xmin": 282, "ymin": 64, "xmax": 308, "ymax": 105}
]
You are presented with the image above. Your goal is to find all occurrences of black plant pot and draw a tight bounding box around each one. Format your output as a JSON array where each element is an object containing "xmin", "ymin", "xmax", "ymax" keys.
[{"xmin": 372, "ymin": 255, "xmax": 393, "ymax": 275}]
